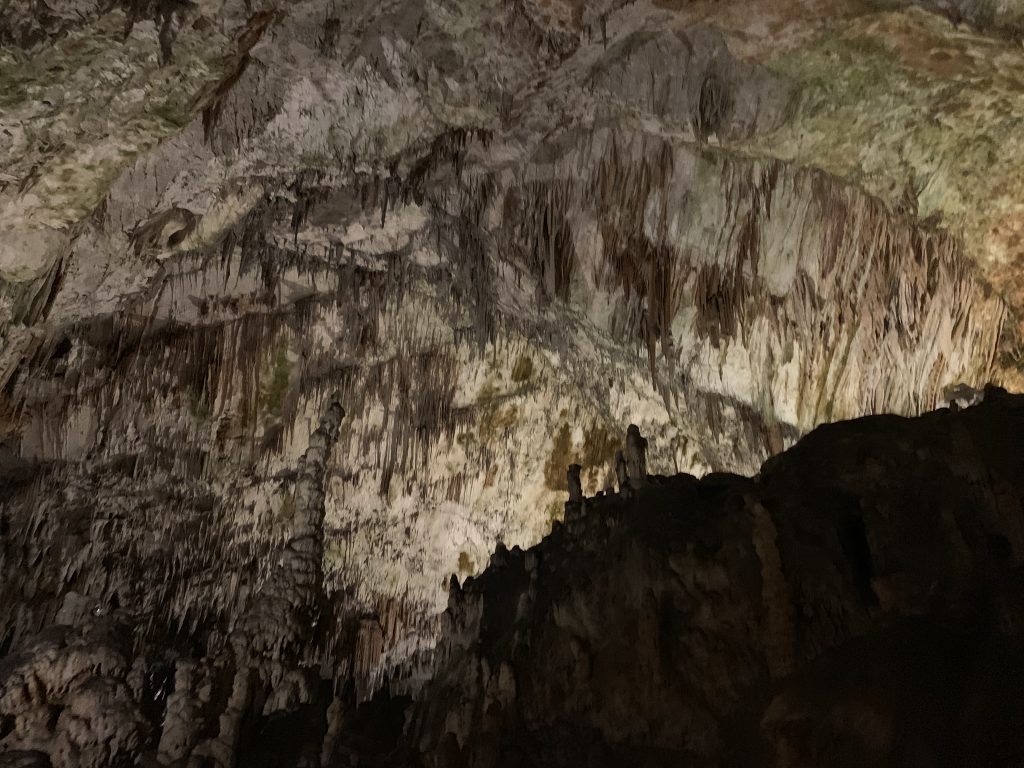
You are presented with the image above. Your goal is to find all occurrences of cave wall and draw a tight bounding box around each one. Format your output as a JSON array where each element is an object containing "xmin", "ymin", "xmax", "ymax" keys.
[{"xmin": 1, "ymin": 1, "xmax": 1024, "ymax": 764}]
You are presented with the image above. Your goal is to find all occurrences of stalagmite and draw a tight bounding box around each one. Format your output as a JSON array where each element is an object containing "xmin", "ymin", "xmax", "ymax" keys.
[
  {"xmin": 566, "ymin": 464, "xmax": 583, "ymax": 503},
  {"xmin": 320, "ymin": 696, "xmax": 348, "ymax": 768},
  {"xmin": 615, "ymin": 450, "xmax": 629, "ymax": 494},
  {"xmin": 624, "ymin": 424, "xmax": 648, "ymax": 488},
  {"xmin": 157, "ymin": 661, "xmax": 199, "ymax": 764},
  {"xmin": 565, "ymin": 463, "xmax": 584, "ymax": 520}
]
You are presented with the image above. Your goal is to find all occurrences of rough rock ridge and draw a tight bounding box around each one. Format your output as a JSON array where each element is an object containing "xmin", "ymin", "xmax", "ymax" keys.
[{"xmin": 408, "ymin": 389, "xmax": 1024, "ymax": 767}]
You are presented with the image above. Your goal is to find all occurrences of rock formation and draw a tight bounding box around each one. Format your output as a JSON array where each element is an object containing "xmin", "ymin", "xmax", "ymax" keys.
[
  {"xmin": 2, "ymin": 0, "xmax": 1024, "ymax": 764},
  {"xmin": 408, "ymin": 390, "xmax": 1024, "ymax": 767},
  {"xmin": 0, "ymin": 395, "xmax": 345, "ymax": 768},
  {"xmin": 3, "ymin": 387, "xmax": 1022, "ymax": 765},
  {"xmin": 624, "ymin": 424, "xmax": 649, "ymax": 488}
]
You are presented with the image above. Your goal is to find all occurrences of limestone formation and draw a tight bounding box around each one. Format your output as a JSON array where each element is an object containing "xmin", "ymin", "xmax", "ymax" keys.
[
  {"xmin": 156, "ymin": 661, "xmax": 200, "ymax": 763},
  {"xmin": 624, "ymin": 424, "xmax": 649, "ymax": 488},
  {"xmin": 941, "ymin": 382, "xmax": 987, "ymax": 411},
  {"xmin": 614, "ymin": 450, "xmax": 629, "ymax": 493},
  {"xmin": 409, "ymin": 392, "xmax": 1024, "ymax": 767},
  {"xmin": 566, "ymin": 464, "xmax": 583, "ymax": 504},
  {"xmin": 0, "ymin": 622, "xmax": 148, "ymax": 768},
  {"xmin": 2, "ymin": 0, "xmax": 1024, "ymax": 764}
]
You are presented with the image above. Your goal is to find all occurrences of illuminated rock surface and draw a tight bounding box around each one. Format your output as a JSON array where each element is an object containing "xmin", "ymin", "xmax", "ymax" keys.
[{"xmin": 2, "ymin": 0, "xmax": 1024, "ymax": 765}]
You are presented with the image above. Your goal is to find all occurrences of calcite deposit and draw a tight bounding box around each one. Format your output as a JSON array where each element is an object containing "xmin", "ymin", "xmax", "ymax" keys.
[
  {"xmin": 2, "ymin": 0, "xmax": 1024, "ymax": 765},
  {"xmin": 409, "ymin": 389, "xmax": 1024, "ymax": 767}
]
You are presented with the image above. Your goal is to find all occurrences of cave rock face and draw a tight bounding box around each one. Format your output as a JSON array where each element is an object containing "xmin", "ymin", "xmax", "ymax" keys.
[
  {"xmin": 411, "ymin": 391, "xmax": 1024, "ymax": 767},
  {"xmin": 2, "ymin": 0, "xmax": 1024, "ymax": 765}
]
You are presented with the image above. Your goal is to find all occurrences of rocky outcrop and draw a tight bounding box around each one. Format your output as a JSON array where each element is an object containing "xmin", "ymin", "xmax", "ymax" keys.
[{"xmin": 407, "ymin": 389, "xmax": 1024, "ymax": 767}]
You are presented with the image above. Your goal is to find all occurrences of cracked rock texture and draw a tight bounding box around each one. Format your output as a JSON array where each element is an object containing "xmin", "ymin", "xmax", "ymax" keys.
[{"xmin": 2, "ymin": 0, "xmax": 1024, "ymax": 765}]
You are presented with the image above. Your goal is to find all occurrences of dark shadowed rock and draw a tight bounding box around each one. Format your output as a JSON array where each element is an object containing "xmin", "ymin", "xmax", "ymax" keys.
[{"xmin": 407, "ymin": 393, "xmax": 1024, "ymax": 767}]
